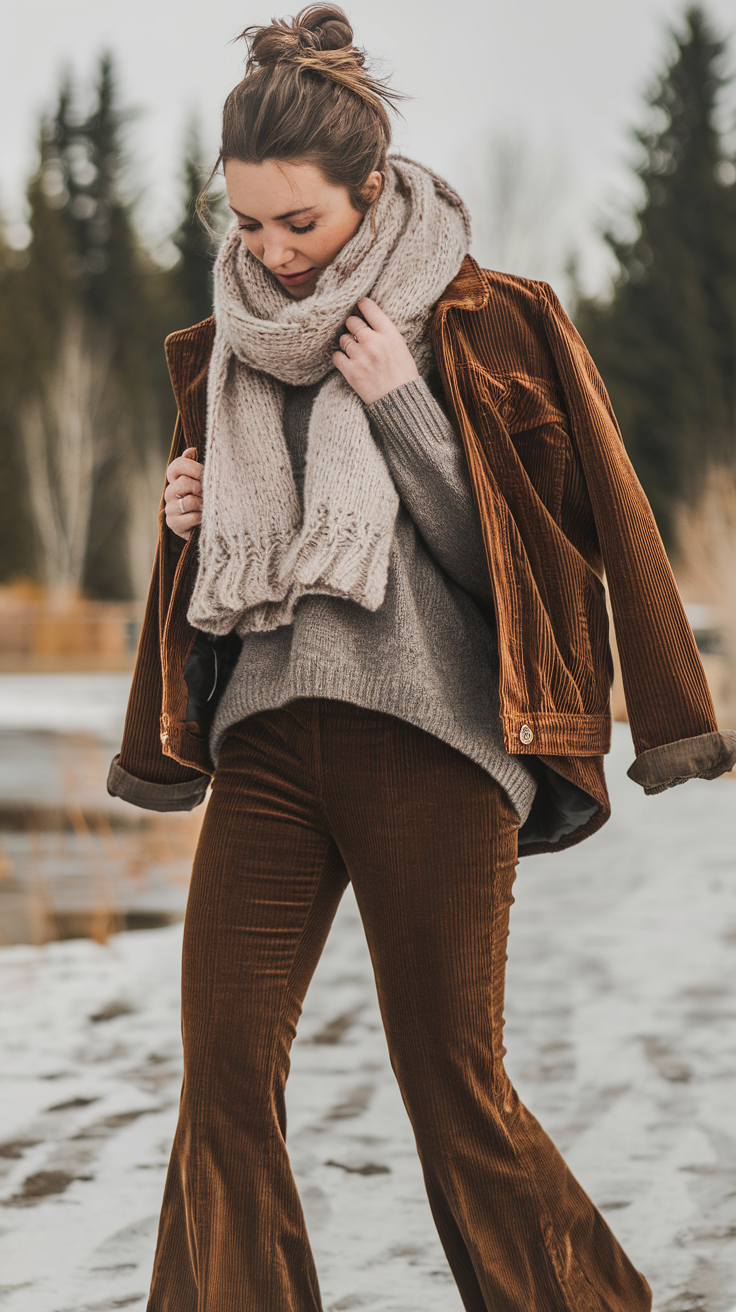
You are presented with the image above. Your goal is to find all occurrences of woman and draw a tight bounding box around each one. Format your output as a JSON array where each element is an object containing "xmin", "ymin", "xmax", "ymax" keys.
[{"xmin": 109, "ymin": 7, "xmax": 736, "ymax": 1309}]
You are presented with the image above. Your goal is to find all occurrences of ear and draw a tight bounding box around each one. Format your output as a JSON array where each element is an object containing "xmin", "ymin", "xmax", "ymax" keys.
[{"xmin": 362, "ymin": 170, "xmax": 383, "ymax": 205}]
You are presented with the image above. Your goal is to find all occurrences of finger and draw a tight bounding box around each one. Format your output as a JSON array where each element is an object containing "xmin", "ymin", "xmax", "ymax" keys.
[
  {"xmin": 165, "ymin": 485, "xmax": 192, "ymax": 509},
  {"xmin": 165, "ymin": 476, "xmax": 202, "ymax": 502},
  {"xmin": 174, "ymin": 476, "xmax": 203, "ymax": 498},
  {"xmin": 332, "ymin": 349, "xmax": 351, "ymax": 377},
  {"xmin": 338, "ymin": 333, "xmax": 357, "ymax": 356},
  {"xmin": 166, "ymin": 492, "xmax": 202, "ymax": 517},
  {"xmin": 167, "ymin": 507, "xmax": 202, "ymax": 532},
  {"xmin": 356, "ymin": 296, "xmax": 393, "ymax": 331},
  {"xmin": 167, "ymin": 455, "xmax": 203, "ymax": 483},
  {"xmin": 175, "ymin": 457, "xmax": 204, "ymax": 480},
  {"xmin": 345, "ymin": 313, "xmax": 372, "ymax": 339},
  {"xmin": 173, "ymin": 508, "xmax": 203, "ymax": 528}
]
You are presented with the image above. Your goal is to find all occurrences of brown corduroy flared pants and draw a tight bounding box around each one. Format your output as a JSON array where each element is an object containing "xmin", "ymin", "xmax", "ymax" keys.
[{"xmin": 147, "ymin": 699, "xmax": 651, "ymax": 1312}]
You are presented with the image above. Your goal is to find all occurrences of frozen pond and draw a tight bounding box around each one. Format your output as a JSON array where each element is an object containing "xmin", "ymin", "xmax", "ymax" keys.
[{"xmin": 0, "ymin": 674, "xmax": 200, "ymax": 945}]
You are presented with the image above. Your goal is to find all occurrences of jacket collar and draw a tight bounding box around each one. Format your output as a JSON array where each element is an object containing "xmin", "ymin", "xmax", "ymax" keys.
[{"xmin": 435, "ymin": 255, "xmax": 490, "ymax": 316}]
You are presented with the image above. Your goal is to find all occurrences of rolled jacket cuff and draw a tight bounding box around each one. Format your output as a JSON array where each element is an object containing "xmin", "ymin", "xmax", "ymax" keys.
[
  {"xmin": 107, "ymin": 755, "xmax": 210, "ymax": 812},
  {"xmin": 627, "ymin": 730, "xmax": 736, "ymax": 795}
]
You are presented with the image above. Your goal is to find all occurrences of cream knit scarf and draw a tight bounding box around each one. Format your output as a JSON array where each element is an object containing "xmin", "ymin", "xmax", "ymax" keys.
[{"xmin": 187, "ymin": 156, "xmax": 471, "ymax": 636}]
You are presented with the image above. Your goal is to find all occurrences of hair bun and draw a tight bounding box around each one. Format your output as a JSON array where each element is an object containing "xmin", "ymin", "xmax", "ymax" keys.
[
  {"xmin": 244, "ymin": 5, "xmax": 362, "ymax": 72},
  {"xmin": 294, "ymin": 4, "xmax": 354, "ymax": 51}
]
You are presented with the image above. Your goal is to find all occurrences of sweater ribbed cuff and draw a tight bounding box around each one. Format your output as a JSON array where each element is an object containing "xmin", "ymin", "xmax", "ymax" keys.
[{"xmin": 367, "ymin": 378, "xmax": 453, "ymax": 460}]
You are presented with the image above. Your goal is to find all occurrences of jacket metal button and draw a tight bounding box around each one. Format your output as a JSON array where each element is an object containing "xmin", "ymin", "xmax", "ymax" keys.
[{"xmin": 519, "ymin": 724, "xmax": 534, "ymax": 745}]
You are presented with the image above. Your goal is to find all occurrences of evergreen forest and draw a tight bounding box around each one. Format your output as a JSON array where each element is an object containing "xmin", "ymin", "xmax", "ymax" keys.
[
  {"xmin": 0, "ymin": 5, "xmax": 734, "ymax": 606},
  {"xmin": 577, "ymin": 6, "xmax": 736, "ymax": 549}
]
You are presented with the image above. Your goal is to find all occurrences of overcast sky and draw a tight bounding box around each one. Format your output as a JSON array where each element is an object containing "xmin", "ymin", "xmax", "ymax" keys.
[{"xmin": 2, "ymin": 0, "xmax": 735, "ymax": 297}]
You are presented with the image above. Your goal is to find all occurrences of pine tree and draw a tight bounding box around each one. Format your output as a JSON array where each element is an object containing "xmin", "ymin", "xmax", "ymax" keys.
[
  {"xmin": 171, "ymin": 124, "xmax": 224, "ymax": 328},
  {"xmin": 578, "ymin": 6, "xmax": 736, "ymax": 543},
  {"xmin": 74, "ymin": 57, "xmax": 163, "ymax": 600}
]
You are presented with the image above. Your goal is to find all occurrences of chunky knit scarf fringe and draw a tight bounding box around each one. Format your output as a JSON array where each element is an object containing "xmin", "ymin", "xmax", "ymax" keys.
[{"xmin": 188, "ymin": 156, "xmax": 471, "ymax": 636}]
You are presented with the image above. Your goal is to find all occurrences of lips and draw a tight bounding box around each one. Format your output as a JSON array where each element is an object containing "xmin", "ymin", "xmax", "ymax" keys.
[{"xmin": 277, "ymin": 267, "xmax": 316, "ymax": 285}]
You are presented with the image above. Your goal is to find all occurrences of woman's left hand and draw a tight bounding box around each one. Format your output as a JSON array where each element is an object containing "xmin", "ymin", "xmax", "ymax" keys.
[{"xmin": 333, "ymin": 296, "xmax": 419, "ymax": 405}]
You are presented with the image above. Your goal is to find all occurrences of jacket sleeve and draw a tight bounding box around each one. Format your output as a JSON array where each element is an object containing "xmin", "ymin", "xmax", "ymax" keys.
[
  {"xmin": 107, "ymin": 419, "xmax": 210, "ymax": 813},
  {"xmin": 536, "ymin": 283, "xmax": 736, "ymax": 793}
]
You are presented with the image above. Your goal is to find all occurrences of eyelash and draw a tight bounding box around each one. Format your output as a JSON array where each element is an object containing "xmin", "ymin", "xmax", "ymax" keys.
[{"xmin": 239, "ymin": 221, "xmax": 317, "ymax": 235}]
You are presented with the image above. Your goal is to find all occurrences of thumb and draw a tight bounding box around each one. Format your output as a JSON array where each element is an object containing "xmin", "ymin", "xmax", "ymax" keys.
[{"xmin": 182, "ymin": 446, "xmax": 198, "ymax": 458}]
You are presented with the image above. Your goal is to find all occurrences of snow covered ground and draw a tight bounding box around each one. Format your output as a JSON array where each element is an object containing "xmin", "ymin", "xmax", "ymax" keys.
[{"xmin": 0, "ymin": 676, "xmax": 735, "ymax": 1311}]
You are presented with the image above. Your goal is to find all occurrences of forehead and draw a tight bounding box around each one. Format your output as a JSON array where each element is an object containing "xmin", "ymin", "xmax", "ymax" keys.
[{"xmin": 224, "ymin": 159, "xmax": 337, "ymax": 217}]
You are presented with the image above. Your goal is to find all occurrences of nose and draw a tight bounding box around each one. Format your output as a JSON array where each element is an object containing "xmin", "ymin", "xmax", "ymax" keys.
[{"xmin": 261, "ymin": 230, "xmax": 295, "ymax": 272}]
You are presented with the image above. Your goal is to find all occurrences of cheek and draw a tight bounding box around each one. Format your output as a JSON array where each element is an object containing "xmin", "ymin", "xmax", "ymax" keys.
[{"xmin": 314, "ymin": 220, "xmax": 361, "ymax": 265}]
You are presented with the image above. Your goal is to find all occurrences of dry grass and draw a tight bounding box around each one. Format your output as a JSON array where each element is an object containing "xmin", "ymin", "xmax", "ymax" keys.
[
  {"xmin": 674, "ymin": 464, "xmax": 736, "ymax": 727},
  {"xmin": 0, "ymin": 584, "xmax": 142, "ymax": 671}
]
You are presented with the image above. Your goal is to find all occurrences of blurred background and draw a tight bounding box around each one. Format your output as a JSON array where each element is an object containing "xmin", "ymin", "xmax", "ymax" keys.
[
  {"xmin": 0, "ymin": 5, "xmax": 735, "ymax": 1309},
  {"xmin": 0, "ymin": 0, "xmax": 734, "ymax": 931},
  {"xmin": 2, "ymin": 0, "xmax": 734, "ymax": 945},
  {"xmin": 0, "ymin": 0, "xmax": 729, "ymax": 928}
]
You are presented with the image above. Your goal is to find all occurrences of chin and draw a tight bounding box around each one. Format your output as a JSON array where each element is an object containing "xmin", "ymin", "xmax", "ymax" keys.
[{"xmin": 288, "ymin": 281, "xmax": 318, "ymax": 301}]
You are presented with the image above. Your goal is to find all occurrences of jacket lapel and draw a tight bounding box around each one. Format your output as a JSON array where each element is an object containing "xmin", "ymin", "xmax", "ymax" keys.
[{"xmin": 164, "ymin": 317, "xmax": 216, "ymax": 456}]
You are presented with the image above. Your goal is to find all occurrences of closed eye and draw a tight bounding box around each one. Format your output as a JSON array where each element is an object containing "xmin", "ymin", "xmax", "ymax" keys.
[{"xmin": 237, "ymin": 219, "xmax": 318, "ymax": 235}]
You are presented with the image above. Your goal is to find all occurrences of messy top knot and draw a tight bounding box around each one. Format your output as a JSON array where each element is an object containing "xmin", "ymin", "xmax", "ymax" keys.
[
  {"xmin": 202, "ymin": 5, "xmax": 402, "ymax": 217},
  {"xmin": 245, "ymin": 4, "xmax": 355, "ymax": 64}
]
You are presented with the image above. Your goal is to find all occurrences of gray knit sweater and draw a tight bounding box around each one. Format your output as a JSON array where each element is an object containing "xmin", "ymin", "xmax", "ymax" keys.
[{"xmin": 210, "ymin": 375, "xmax": 538, "ymax": 825}]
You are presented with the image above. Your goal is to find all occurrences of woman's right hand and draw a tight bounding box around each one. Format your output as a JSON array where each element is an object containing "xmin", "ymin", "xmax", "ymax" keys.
[{"xmin": 164, "ymin": 447, "xmax": 203, "ymax": 539}]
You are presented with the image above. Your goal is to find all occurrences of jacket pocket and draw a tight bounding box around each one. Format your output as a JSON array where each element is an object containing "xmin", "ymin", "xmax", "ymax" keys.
[
  {"xmin": 510, "ymin": 421, "xmax": 569, "ymax": 522},
  {"xmin": 459, "ymin": 362, "xmax": 571, "ymax": 523}
]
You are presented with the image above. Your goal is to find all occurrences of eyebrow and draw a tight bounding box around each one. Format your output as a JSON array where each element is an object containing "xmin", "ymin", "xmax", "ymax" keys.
[{"xmin": 230, "ymin": 204, "xmax": 317, "ymax": 222}]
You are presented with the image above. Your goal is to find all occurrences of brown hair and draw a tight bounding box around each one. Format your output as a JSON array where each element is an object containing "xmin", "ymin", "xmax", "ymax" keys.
[{"xmin": 201, "ymin": 5, "xmax": 402, "ymax": 218}]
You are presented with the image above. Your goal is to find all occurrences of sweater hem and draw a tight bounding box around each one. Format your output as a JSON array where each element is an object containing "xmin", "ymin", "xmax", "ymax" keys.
[{"xmin": 211, "ymin": 662, "xmax": 537, "ymax": 825}]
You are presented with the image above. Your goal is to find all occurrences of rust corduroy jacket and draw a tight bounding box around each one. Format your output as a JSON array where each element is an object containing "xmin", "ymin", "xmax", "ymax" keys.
[{"xmin": 108, "ymin": 257, "xmax": 736, "ymax": 856}]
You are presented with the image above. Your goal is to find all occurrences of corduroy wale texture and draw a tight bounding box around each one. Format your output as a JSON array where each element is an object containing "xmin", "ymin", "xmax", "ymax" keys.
[
  {"xmin": 109, "ymin": 257, "xmax": 736, "ymax": 852},
  {"xmin": 146, "ymin": 698, "xmax": 652, "ymax": 1312}
]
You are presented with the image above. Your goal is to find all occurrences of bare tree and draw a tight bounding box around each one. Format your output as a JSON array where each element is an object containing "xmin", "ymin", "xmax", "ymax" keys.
[
  {"xmin": 466, "ymin": 133, "xmax": 570, "ymax": 287},
  {"xmin": 674, "ymin": 464, "xmax": 736, "ymax": 726},
  {"xmin": 126, "ymin": 416, "xmax": 167, "ymax": 602},
  {"xmin": 20, "ymin": 312, "xmax": 112, "ymax": 602}
]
